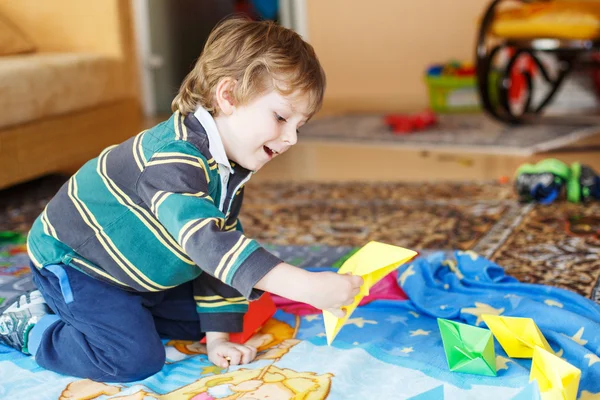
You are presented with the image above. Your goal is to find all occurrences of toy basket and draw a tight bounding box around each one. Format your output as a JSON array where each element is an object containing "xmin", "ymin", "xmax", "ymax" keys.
[{"xmin": 425, "ymin": 75, "xmax": 481, "ymax": 113}]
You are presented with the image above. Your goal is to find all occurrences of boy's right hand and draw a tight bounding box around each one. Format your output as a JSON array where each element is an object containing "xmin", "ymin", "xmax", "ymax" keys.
[
  {"xmin": 255, "ymin": 262, "xmax": 364, "ymax": 318},
  {"xmin": 305, "ymin": 272, "xmax": 364, "ymax": 318}
]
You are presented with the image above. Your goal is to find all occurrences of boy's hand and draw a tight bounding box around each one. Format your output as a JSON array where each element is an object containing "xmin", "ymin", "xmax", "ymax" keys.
[
  {"xmin": 206, "ymin": 332, "xmax": 257, "ymax": 368},
  {"xmin": 306, "ymin": 272, "xmax": 364, "ymax": 317},
  {"xmin": 256, "ymin": 263, "xmax": 365, "ymax": 317}
]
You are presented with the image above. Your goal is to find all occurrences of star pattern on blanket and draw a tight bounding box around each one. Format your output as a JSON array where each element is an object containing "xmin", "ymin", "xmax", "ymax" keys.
[
  {"xmin": 387, "ymin": 315, "xmax": 408, "ymax": 325},
  {"xmin": 461, "ymin": 302, "xmax": 504, "ymax": 326},
  {"xmin": 458, "ymin": 250, "xmax": 480, "ymax": 261},
  {"xmin": 585, "ymin": 354, "xmax": 600, "ymax": 367},
  {"xmin": 346, "ymin": 317, "xmax": 377, "ymax": 328},
  {"xmin": 496, "ymin": 356, "xmax": 513, "ymax": 371},
  {"xmin": 544, "ymin": 299, "xmax": 564, "ymax": 308},
  {"xmin": 442, "ymin": 260, "xmax": 464, "ymax": 280},
  {"xmin": 568, "ymin": 327, "xmax": 588, "ymax": 346},
  {"xmin": 399, "ymin": 265, "xmax": 415, "ymax": 286},
  {"xmin": 555, "ymin": 348, "xmax": 567, "ymax": 361},
  {"xmin": 409, "ymin": 329, "xmax": 431, "ymax": 336},
  {"xmin": 409, "ymin": 311, "xmax": 420, "ymax": 318},
  {"xmin": 401, "ymin": 347, "xmax": 414, "ymax": 354},
  {"xmin": 387, "ymin": 347, "xmax": 411, "ymax": 357}
]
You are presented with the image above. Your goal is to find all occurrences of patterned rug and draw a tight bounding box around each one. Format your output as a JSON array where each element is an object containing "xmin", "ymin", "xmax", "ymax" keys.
[
  {"xmin": 300, "ymin": 114, "xmax": 600, "ymax": 155},
  {"xmin": 242, "ymin": 181, "xmax": 600, "ymax": 303},
  {"xmin": 1, "ymin": 175, "xmax": 599, "ymax": 303}
]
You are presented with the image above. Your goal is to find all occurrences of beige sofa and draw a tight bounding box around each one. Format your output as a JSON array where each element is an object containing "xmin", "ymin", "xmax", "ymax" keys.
[{"xmin": 0, "ymin": 0, "xmax": 141, "ymax": 189}]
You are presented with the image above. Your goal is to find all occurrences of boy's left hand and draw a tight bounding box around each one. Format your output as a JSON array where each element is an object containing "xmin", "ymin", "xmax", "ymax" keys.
[{"xmin": 206, "ymin": 335, "xmax": 257, "ymax": 368}]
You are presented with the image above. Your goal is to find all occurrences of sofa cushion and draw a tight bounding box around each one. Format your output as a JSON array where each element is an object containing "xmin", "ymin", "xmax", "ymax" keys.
[
  {"xmin": 0, "ymin": 53, "xmax": 131, "ymax": 129},
  {"xmin": 0, "ymin": 14, "xmax": 35, "ymax": 55}
]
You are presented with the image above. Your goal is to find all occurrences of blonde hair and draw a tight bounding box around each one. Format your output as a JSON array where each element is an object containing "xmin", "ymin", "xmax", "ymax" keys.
[{"xmin": 172, "ymin": 16, "xmax": 326, "ymax": 117}]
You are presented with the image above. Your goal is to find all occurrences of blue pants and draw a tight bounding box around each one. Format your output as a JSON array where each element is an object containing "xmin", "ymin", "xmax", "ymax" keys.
[{"xmin": 28, "ymin": 263, "xmax": 203, "ymax": 382}]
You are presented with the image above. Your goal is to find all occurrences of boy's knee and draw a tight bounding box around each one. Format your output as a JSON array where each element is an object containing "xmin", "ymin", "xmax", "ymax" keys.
[{"xmin": 105, "ymin": 345, "xmax": 166, "ymax": 382}]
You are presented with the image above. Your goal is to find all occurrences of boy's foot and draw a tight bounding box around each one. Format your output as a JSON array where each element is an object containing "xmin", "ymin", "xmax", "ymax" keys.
[{"xmin": 0, "ymin": 290, "xmax": 52, "ymax": 354}]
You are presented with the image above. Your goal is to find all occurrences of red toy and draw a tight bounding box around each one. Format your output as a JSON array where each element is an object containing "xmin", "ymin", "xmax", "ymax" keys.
[
  {"xmin": 384, "ymin": 110, "xmax": 437, "ymax": 134},
  {"xmin": 200, "ymin": 292, "xmax": 276, "ymax": 345}
]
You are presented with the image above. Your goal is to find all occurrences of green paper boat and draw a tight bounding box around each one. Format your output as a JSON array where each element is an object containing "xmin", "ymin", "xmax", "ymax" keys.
[{"xmin": 438, "ymin": 318, "xmax": 497, "ymax": 377}]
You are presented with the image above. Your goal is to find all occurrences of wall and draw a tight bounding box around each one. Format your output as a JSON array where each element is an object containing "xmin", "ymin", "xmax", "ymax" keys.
[{"xmin": 306, "ymin": 0, "xmax": 488, "ymax": 114}]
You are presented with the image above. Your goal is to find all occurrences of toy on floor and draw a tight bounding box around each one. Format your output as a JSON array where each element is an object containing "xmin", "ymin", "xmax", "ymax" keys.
[
  {"xmin": 514, "ymin": 159, "xmax": 570, "ymax": 204},
  {"xmin": 384, "ymin": 110, "xmax": 437, "ymax": 134},
  {"xmin": 567, "ymin": 162, "xmax": 600, "ymax": 203},
  {"xmin": 425, "ymin": 60, "xmax": 480, "ymax": 113},
  {"xmin": 480, "ymin": 314, "xmax": 581, "ymax": 400},
  {"xmin": 437, "ymin": 318, "xmax": 496, "ymax": 377},
  {"xmin": 530, "ymin": 346, "xmax": 581, "ymax": 400},
  {"xmin": 481, "ymin": 315, "xmax": 552, "ymax": 358},
  {"xmin": 437, "ymin": 313, "xmax": 582, "ymax": 399},
  {"xmin": 514, "ymin": 158, "xmax": 600, "ymax": 204},
  {"xmin": 323, "ymin": 241, "xmax": 418, "ymax": 345}
]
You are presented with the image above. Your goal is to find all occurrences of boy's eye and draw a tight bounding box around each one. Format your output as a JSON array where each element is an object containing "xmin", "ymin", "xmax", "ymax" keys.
[{"xmin": 275, "ymin": 113, "xmax": 287, "ymax": 123}]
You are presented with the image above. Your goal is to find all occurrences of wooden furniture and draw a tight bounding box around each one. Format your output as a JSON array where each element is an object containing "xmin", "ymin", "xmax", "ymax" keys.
[{"xmin": 0, "ymin": 0, "xmax": 141, "ymax": 189}]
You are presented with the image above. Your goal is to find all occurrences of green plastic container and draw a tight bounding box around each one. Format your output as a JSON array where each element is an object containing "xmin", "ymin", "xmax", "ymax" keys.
[{"xmin": 425, "ymin": 75, "xmax": 481, "ymax": 113}]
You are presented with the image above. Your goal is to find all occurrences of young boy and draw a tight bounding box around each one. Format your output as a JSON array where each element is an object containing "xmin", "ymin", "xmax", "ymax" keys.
[{"xmin": 0, "ymin": 17, "xmax": 363, "ymax": 382}]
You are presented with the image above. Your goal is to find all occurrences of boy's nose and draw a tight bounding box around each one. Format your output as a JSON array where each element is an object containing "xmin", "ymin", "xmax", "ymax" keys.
[{"xmin": 282, "ymin": 127, "xmax": 297, "ymax": 146}]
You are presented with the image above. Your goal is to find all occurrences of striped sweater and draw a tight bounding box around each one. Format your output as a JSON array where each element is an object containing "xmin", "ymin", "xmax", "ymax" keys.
[{"xmin": 27, "ymin": 109, "xmax": 282, "ymax": 332}]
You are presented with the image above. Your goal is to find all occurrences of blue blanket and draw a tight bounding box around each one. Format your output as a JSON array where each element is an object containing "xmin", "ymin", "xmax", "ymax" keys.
[{"xmin": 1, "ymin": 247, "xmax": 599, "ymax": 399}]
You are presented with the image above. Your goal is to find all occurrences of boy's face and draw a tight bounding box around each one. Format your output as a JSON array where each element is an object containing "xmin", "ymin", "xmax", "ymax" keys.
[{"xmin": 218, "ymin": 89, "xmax": 310, "ymax": 171}]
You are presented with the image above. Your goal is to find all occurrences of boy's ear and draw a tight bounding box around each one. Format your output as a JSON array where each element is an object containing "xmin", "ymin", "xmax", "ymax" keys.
[{"xmin": 215, "ymin": 77, "xmax": 236, "ymax": 115}]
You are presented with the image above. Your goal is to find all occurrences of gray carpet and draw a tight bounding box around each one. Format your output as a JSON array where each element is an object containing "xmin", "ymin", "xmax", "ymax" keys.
[{"xmin": 299, "ymin": 114, "xmax": 600, "ymax": 155}]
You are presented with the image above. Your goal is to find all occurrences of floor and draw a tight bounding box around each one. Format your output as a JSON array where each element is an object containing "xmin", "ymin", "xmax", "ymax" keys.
[{"xmin": 2, "ymin": 175, "xmax": 599, "ymax": 303}]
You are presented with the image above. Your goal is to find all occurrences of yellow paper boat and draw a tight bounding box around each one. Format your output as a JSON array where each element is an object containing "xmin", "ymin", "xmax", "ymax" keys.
[
  {"xmin": 530, "ymin": 346, "xmax": 580, "ymax": 400},
  {"xmin": 481, "ymin": 315, "xmax": 553, "ymax": 358},
  {"xmin": 324, "ymin": 241, "xmax": 418, "ymax": 345}
]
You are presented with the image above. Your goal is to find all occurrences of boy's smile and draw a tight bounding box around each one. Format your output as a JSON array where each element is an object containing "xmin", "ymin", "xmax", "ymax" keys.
[
  {"xmin": 263, "ymin": 145, "xmax": 278, "ymax": 159},
  {"xmin": 215, "ymin": 88, "xmax": 311, "ymax": 172}
]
